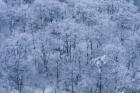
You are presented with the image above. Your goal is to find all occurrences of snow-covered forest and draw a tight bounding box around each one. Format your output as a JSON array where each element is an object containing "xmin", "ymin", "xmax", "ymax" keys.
[{"xmin": 0, "ymin": 0, "xmax": 140, "ymax": 93}]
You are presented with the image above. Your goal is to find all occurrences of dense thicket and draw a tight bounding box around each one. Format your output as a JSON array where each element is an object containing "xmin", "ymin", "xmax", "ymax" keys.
[{"xmin": 0, "ymin": 0, "xmax": 140, "ymax": 93}]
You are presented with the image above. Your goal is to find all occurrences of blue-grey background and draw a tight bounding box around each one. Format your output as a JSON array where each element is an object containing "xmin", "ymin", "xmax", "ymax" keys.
[{"xmin": 0, "ymin": 0, "xmax": 140, "ymax": 93}]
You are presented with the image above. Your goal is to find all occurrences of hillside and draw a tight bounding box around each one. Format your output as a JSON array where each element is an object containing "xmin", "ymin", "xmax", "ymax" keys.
[{"xmin": 0, "ymin": 0, "xmax": 140, "ymax": 93}]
